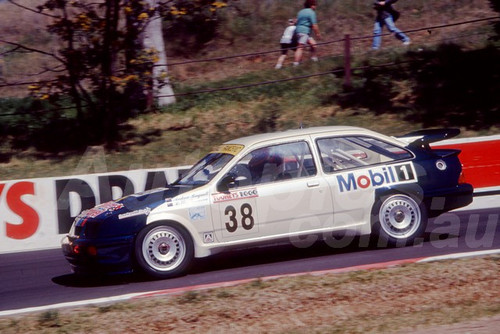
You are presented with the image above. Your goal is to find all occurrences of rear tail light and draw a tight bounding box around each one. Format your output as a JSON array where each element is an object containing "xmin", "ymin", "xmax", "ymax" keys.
[
  {"xmin": 458, "ymin": 171, "xmax": 467, "ymax": 184},
  {"xmin": 72, "ymin": 244, "xmax": 97, "ymax": 256}
]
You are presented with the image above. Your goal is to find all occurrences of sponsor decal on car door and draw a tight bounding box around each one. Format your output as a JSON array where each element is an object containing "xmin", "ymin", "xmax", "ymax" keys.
[
  {"xmin": 328, "ymin": 162, "xmax": 418, "ymax": 227},
  {"xmin": 335, "ymin": 162, "xmax": 417, "ymax": 193},
  {"xmin": 212, "ymin": 188, "xmax": 260, "ymax": 241},
  {"xmin": 314, "ymin": 135, "xmax": 417, "ymax": 228}
]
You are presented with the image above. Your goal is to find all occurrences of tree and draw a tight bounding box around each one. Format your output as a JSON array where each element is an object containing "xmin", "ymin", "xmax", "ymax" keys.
[
  {"xmin": 143, "ymin": 0, "xmax": 175, "ymax": 106},
  {"xmin": 1, "ymin": 0, "xmax": 174, "ymax": 144},
  {"xmin": 159, "ymin": 0, "xmax": 229, "ymax": 55},
  {"xmin": 38, "ymin": 0, "xmax": 175, "ymax": 142},
  {"xmin": 488, "ymin": 0, "xmax": 500, "ymax": 41},
  {"xmin": 1, "ymin": 0, "xmax": 231, "ymax": 147}
]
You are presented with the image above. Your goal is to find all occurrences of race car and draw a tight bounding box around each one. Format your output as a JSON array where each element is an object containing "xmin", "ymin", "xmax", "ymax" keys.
[{"xmin": 62, "ymin": 126, "xmax": 473, "ymax": 278}]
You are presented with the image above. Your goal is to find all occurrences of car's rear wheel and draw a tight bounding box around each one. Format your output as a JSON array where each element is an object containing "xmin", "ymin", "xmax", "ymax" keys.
[
  {"xmin": 135, "ymin": 222, "xmax": 193, "ymax": 279},
  {"xmin": 372, "ymin": 194, "xmax": 427, "ymax": 247}
]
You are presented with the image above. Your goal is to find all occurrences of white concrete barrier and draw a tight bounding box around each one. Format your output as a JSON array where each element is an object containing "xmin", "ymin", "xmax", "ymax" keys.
[{"xmin": 0, "ymin": 167, "xmax": 183, "ymax": 254}]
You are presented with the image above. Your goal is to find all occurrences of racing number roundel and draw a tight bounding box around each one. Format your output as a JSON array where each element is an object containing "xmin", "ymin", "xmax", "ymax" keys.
[
  {"xmin": 214, "ymin": 188, "xmax": 260, "ymax": 240},
  {"xmin": 224, "ymin": 203, "xmax": 255, "ymax": 233}
]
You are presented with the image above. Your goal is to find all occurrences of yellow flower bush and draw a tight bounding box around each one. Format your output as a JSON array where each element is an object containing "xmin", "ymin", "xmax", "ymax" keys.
[
  {"xmin": 212, "ymin": 1, "xmax": 227, "ymax": 9},
  {"xmin": 138, "ymin": 12, "xmax": 149, "ymax": 20}
]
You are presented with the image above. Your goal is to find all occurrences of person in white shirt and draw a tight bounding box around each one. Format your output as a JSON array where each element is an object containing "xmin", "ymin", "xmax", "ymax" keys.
[{"xmin": 275, "ymin": 18, "xmax": 298, "ymax": 69}]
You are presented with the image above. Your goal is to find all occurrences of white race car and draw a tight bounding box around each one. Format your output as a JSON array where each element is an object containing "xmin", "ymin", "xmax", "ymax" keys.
[{"xmin": 62, "ymin": 126, "xmax": 473, "ymax": 278}]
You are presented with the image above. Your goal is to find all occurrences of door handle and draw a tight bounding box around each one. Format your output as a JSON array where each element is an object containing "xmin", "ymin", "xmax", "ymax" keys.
[{"xmin": 307, "ymin": 181, "xmax": 320, "ymax": 188}]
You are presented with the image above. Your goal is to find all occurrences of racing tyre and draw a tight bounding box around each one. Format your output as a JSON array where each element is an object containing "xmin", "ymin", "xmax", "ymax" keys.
[
  {"xmin": 135, "ymin": 222, "xmax": 194, "ymax": 279},
  {"xmin": 372, "ymin": 194, "xmax": 427, "ymax": 247}
]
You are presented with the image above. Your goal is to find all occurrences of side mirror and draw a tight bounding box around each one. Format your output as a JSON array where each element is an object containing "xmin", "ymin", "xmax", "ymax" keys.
[
  {"xmin": 217, "ymin": 175, "xmax": 249, "ymax": 193},
  {"xmin": 217, "ymin": 175, "xmax": 235, "ymax": 193}
]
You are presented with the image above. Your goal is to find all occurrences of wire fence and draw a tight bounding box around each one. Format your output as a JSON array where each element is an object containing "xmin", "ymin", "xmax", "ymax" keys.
[
  {"xmin": 156, "ymin": 16, "xmax": 500, "ymax": 98},
  {"xmin": 159, "ymin": 16, "xmax": 498, "ymax": 68},
  {"xmin": 0, "ymin": 15, "xmax": 499, "ymax": 115}
]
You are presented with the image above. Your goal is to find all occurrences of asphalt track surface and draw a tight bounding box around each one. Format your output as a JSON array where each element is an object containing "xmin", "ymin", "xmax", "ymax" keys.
[{"xmin": 1, "ymin": 208, "xmax": 499, "ymax": 314}]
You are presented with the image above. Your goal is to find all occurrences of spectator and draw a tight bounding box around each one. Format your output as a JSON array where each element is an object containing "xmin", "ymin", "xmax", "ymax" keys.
[
  {"xmin": 275, "ymin": 18, "xmax": 297, "ymax": 69},
  {"xmin": 372, "ymin": 0, "xmax": 410, "ymax": 50},
  {"xmin": 293, "ymin": 0, "xmax": 321, "ymax": 66}
]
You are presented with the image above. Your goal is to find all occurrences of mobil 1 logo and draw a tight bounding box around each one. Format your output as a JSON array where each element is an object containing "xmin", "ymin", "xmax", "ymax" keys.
[{"xmin": 336, "ymin": 162, "xmax": 417, "ymax": 193}]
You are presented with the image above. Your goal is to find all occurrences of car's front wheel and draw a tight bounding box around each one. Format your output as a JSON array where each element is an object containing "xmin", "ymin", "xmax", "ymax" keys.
[
  {"xmin": 135, "ymin": 222, "xmax": 194, "ymax": 279},
  {"xmin": 372, "ymin": 194, "xmax": 427, "ymax": 247}
]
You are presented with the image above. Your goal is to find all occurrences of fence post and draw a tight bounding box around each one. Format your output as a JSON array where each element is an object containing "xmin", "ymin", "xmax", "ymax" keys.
[{"xmin": 343, "ymin": 34, "xmax": 352, "ymax": 89}]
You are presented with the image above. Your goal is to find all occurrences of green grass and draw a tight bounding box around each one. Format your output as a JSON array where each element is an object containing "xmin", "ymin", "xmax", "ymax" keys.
[
  {"xmin": 1, "ymin": 43, "xmax": 499, "ymax": 181},
  {"xmin": 0, "ymin": 0, "xmax": 499, "ymax": 180}
]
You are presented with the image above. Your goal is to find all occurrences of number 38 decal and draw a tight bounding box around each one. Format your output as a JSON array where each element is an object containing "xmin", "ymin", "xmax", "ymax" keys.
[{"xmin": 224, "ymin": 203, "xmax": 254, "ymax": 233}]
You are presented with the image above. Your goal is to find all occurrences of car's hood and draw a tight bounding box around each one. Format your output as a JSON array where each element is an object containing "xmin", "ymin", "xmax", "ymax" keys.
[
  {"xmin": 72, "ymin": 186, "xmax": 199, "ymax": 238},
  {"xmin": 77, "ymin": 186, "xmax": 192, "ymax": 221}
]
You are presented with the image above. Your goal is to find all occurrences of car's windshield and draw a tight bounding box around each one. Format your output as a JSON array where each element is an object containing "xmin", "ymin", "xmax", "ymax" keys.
[{"xmin": 174, "ymin": 153, "xmax": 235, "ymax": 187}]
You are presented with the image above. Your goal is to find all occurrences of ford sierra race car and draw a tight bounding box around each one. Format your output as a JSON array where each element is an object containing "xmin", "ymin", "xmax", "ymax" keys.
[{"xmin": 62, "ymin": 126, "xmax": 473, "ymax": 278}]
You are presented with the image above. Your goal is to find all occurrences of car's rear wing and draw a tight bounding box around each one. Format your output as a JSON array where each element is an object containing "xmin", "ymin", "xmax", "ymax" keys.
[{"xmin": 395, "ymin": 128, "xmax": 460, "ymax": 150}]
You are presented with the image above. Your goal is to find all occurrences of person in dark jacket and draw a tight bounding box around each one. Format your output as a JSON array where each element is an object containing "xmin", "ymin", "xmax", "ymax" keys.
[{"xmin": 372, "ymin": 0, "xmax": 410, "ymax": 50}]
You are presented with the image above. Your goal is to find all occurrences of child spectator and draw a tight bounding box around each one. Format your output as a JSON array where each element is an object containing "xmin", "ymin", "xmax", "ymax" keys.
[{"xmin": 275, "ymin": 18, "xmax": 297, "ymax": 69}]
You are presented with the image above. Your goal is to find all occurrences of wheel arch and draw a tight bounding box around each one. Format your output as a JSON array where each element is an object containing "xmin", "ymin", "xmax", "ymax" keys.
[
  {"xmin": 144, "ymin": 214, "xmax": 211, "ymax": 258},
  {"xmin": 370, "ymin": 184, "xmax": 428, "ymax": 246},
  {"xmin": 373, "ymin": 183, "xmax": 425, "ymax": 209}
]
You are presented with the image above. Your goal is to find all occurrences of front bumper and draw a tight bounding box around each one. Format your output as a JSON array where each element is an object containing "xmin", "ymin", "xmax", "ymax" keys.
[
  {"xmin": 424, "ymin": 183, "xmax": 474, "ymax": 217},
  {"xmin": 62, "ymin": 234, "xmax": 136, "ymax": 275}
]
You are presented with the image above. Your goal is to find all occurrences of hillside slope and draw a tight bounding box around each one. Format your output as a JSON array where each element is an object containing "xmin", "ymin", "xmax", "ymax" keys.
[{"xmin": 0, "ymin": 0, "xmax": 498, "ymax": 180}]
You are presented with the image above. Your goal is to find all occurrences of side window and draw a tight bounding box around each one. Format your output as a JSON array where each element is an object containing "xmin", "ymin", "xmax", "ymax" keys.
[
  {"xmin": 225, "ymin": 141, "xmax": 317, "ymax": 187},
  {"xmin": 317, "ymin": 136, "xmax": 412, "ymax": 173}
]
